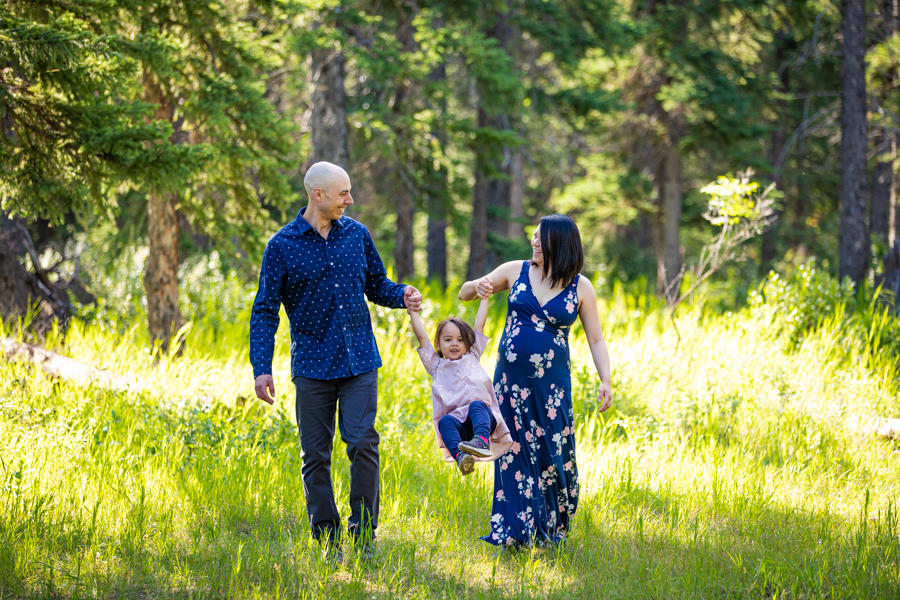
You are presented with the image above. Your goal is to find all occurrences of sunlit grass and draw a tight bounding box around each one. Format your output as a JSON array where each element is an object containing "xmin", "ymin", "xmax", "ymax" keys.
[{"xmin": 1, "ymin": 273, "xmax": 899, "ymax": 598}]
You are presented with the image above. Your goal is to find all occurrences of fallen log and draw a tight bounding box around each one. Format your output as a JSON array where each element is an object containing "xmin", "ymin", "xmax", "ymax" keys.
[{"xmin": 2, "ymin": 337, "xmax": 132, "ymax": 392}]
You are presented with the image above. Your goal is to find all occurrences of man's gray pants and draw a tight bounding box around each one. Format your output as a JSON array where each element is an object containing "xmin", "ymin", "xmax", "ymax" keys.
[{"xmin": 293, "ymin": 370, "xmax": 379, "ymax": 542}]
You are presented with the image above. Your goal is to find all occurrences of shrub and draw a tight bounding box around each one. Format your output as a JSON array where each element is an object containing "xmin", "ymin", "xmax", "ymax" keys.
[
  {"xmin": 749, "ymin": 260, "xmax": 855, "ymax": 348},
  {"xmin": 750, "ymin": 260, "xmax": 900, "ymax": 376}
]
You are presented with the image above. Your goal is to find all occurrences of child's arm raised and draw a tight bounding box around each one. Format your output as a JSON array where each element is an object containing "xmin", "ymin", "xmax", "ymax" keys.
[
  {"xmin": 408, "ymin": 308, "xmax": 433, "ymax": 350},
  {"xmin": 474, "ymin": 296, "xmax": 489, "ymax": 335}
]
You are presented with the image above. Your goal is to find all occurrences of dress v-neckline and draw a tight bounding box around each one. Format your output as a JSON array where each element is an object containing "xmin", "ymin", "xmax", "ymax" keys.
[{"xmin": 524, "ymin": 263, "xmax": 568, "ymax": 309}]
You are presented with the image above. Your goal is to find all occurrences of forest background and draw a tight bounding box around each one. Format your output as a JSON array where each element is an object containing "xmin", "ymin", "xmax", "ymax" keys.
[{"xmin": 3, "ymin": 0, "xmax": 900, "ymax": 342}]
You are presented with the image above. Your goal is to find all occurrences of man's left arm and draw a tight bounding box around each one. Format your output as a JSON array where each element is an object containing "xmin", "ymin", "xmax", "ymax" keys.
[{"xmin": 362, "ymin": 227, "xmax": 421, "ymax": 310}]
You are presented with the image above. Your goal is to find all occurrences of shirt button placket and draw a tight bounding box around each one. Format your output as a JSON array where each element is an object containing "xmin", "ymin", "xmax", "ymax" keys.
[{"xmin": 330, "ymin": 240, "xmax": 352, "ymax": 371}]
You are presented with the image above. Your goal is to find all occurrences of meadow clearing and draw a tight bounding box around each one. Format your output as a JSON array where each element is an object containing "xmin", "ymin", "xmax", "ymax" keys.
[{"xmin": 1, "ymin": 269, "xmax": 899, "ymax": 599}]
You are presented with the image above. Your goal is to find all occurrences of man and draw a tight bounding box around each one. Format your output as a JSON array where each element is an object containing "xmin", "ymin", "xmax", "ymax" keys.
[{"xmin": 249, "ymin": 161, "xmax": 421, "ymax": 558}]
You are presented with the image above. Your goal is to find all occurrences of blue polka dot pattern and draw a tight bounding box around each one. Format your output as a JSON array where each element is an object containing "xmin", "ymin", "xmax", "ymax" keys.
[{"xmin": 249, "ymin": 208, "xmax": 408, "ymax": 380}]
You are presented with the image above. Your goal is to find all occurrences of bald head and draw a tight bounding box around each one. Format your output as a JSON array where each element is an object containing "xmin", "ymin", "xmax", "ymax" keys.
[
  {"xmin": 303, "ymin": 161, "xmax": 354, "ymax": 224},
  {"xmin": 304, "ymin": 161, "xmax": 350, "ymax": 199}
]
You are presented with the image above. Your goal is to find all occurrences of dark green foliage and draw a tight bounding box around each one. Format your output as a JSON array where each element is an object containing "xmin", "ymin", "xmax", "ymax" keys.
[
  {"xmin": 2, "ymin": 0, "xmax": 299, "ymax": 260},
  {"xmin": 127, "ymin": 0, "xmax": 299, "ymax": 256},
  {"xmin": 0, "ymin": 2, "xmax": 200, "ymax": 222}
]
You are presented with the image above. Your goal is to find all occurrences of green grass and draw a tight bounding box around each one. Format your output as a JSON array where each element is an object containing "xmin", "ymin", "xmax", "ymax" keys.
[{"xmin": 1, "ymin": 276, "xmax": 899, "ymax": 599}]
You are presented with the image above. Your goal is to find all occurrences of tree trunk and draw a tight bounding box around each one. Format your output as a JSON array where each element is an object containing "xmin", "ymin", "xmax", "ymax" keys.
[
  {"xmin": 871, "ymin": 129, "xmax": 893, "ymax": 254},
  {"xmin": 884, "ymin": 240, "xmax": 900, "ymax": 314},
  {"xmin": 884, "ymin": 0, "xmax": 899, "ymax": 250},
  {"xmin": 894, "ymin": 132, "xmax": 900, "ymax": 248},
  {"xmin": 469, "ymin": 14, "xmax": 515, "ymax": 279},
  {"xmin": 309, "ymin": 49, "xmax": 350, "ymax": 169},
  {"xmin": 792, "ymin": 114, "xmax": 811, "ymax": 255},
  {"xmin": 508, "ymin": 151, "xmax": 525, "ymax": 240},
  {"xmin": 475, "ymin": 113, "xmax": 514, "ymax": 275},
  {"xmin": 656, "ymin": 133, "xmax": 682, "ymax": 302},
  {"xmin": 392, "ymin": 12, "xmax": 416, "ymax": 281},
  {"xmin": 839, "ymin": 0, "xmax": 869, "ymax": 284},
  {"xmin": 761, "ymin": 31, "xmax": 790, "ymax": 267},
  {"xmin": 0, "ymin": 220, "xmax": 49, "ymax": 325},
  {"xmin": 872, "ymin": 0, "xmax": 898, "ymax": 282},
  {"xmin": 647, "ymin": 0, "xmax": 685, "ymax": 301},
  {"xmin": 468, "ymin": 153, "xmax": 490, "ymax": 281},
  {"xmin": 425, "ymin": 52, "xmax": 449, "ymax": 288},
  {"xmin": 395, "ymin": 191, "xmax": 415, "ymax": 281},
  {"xmin": 144, "ymin": 190, "xmax": 182, "ymax": 352},
  {"xmin": 142, "ymin": 69, "xmax": 183, "ymax": 353},
  {"xmin": 426, "ymin": 193, "xmax": 448, "ymax": 287}
]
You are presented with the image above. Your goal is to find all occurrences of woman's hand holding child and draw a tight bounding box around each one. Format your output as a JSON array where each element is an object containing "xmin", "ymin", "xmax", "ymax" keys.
[{"xmin": 475, "ymin": 276, "xmax": 493, "ymax": 299}]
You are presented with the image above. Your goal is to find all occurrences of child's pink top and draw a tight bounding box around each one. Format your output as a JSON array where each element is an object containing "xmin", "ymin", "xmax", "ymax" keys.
[{"xmin": 417, "ymin": 332, "xmax": 513, "ymax": 462}]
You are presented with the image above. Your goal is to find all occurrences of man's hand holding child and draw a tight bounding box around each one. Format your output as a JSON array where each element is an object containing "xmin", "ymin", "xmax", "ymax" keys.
[{"xmin": 404, "ymin": 285, "xmax": 423, "ymax": 312}]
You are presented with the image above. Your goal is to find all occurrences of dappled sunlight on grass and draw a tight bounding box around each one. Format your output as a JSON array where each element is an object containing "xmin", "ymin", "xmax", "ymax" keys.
[{"xmin": 1, "ymin": 276, "xmax": 899, "ymax": 598}]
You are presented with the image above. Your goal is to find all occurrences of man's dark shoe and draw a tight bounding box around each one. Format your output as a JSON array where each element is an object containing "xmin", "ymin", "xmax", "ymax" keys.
[
  {"xmin": 357, "ymin": 540, "xmax": 375, "ymax": 562},
  {"xmin": 320, "ymin": 538, "xmax": 343, "ymax": 564},
  {"xmin": 351, "ymin": 533, "xmax": 376, "ymax": 562},
  {"xmin": 458, "ymin": 436, "xmax": 491, "ymax": 458},
  {"xmin": 456, "ymin": 452, "xmax": 476, "ymax": 475}
]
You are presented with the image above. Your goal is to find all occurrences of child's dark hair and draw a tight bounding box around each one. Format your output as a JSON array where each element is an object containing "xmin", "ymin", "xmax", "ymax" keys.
[{"xmin": 433, "ymin": 317, "xmax": 476, "ymax": 358}]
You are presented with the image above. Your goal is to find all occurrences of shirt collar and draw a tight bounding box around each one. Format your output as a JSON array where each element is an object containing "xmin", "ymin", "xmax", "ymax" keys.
[{"xmin": 295, "ymin": 206, "xmax": 345, "ymax": 236}]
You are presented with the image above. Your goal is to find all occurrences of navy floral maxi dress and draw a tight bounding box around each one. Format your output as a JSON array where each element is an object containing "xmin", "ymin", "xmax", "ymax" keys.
[{"xmin": 483, "ymin": 261, "xmax": 581, "ymax": 547}]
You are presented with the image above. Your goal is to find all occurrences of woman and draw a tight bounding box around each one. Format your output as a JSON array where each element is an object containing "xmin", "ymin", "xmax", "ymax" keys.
[{"xmin": 459, "ymin": 214, "xmax": 613, "ymax": 547}]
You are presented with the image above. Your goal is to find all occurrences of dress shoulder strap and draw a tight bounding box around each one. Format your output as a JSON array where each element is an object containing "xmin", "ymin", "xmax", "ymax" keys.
[{"xmin": 514, "ymin": 261, "xmax": 530, "ymax": 285}]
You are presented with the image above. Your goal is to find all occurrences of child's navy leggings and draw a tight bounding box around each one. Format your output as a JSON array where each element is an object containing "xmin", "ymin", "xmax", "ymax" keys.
[{"xmin": 438, "ymin": 400, "xmax": 497, "ymax": 459}]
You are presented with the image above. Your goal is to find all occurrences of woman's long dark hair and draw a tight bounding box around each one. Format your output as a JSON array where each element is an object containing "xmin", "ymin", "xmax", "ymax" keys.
[{"xmin": 534, "ymin": 214, "xmax": 584, "ymax": 289}]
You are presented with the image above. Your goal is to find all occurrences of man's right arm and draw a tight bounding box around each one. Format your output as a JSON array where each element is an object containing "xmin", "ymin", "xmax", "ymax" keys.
[{"xmin": 249, "ymin": 241, "xmax": 286, "ymax": 401}]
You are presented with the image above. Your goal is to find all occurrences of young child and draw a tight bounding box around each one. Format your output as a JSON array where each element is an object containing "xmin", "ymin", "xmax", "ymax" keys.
[{"xmin": 409, "ymin": 296, "xmax": 512, "ymax": 475}]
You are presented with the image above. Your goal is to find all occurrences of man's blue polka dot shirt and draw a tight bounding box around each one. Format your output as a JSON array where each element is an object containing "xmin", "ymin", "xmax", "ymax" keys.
[{"xmin": 249, "ymin": 208, "xmax": 408, "ymax": 381}]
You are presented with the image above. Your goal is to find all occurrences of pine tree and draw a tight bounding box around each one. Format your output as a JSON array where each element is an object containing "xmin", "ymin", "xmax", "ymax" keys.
[{"xmin": 0, "ymin": 1, "xmax": 198, "ymax": 324}]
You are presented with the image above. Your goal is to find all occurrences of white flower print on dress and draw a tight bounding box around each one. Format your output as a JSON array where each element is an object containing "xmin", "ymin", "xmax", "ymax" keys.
[
  {"xmin": 503, "ymin": 311, "xmax": 521, "ymax": 362},
  {"xmin": 509, "ymin": 282, "xmax": 527, "ymax": 303},
  {"xmin": 553, "ymin": 325, "xmax": 568, "ymax": 348},
  {"xmin": 528, "ymin": 349, "xmax": 554, "ymax": 378},
  {"xmin": 530, "ymin": 313, "xmax": 546, "ymax": 333}
]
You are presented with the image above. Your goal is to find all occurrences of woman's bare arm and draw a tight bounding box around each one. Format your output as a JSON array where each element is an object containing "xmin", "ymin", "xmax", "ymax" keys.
[
  {"xmin": 459, "ymin": 260, "xmax": 523, "ymax": 300},
  {"xmin": 577, "ymin": 277, "xmax": 612, "ymax": 411}
]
